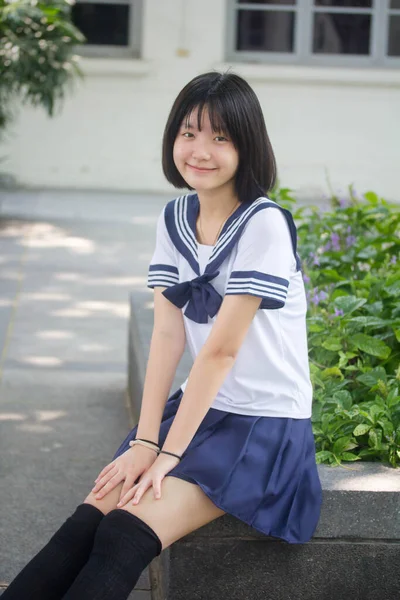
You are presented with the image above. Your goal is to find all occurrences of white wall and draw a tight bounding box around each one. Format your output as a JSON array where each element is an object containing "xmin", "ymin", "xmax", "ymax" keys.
[{"xmin": 3, "ymin": 0, "xmax": 400, "ymax": 202}]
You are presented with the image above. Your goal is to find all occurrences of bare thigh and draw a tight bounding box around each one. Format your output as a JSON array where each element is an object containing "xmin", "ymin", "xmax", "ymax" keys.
[{"xmin": 83, "ymin": 475, "xmax": 225, "ymax": 550}]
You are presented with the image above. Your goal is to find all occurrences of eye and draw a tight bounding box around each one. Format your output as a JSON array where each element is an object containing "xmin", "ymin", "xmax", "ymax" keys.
[
  {"xmin": 182, "ymin": 132, "xmax": 194, "ymax": 138},
  {"xmin": 215, "ymin": 136, "xmax": 228, "ymax": 142}
]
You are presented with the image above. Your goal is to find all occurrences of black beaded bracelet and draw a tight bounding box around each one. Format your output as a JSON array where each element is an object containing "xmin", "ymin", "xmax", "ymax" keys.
[
  {"xmin": 159, "ymin": 450, "xmax": 182, "ymax": 461},
  {"xmin": 135, "ymin": 438, "xmax": 159, "ymax": 448}
]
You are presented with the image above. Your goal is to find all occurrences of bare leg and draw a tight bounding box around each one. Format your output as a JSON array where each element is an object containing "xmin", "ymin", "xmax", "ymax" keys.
[
  {"xmin": 83, "ymin": 474, "xmax": 225, "ymax": 549},
  {"xmin": 60, "ymin": 476, "xmax": 225, "ymax": 599}
]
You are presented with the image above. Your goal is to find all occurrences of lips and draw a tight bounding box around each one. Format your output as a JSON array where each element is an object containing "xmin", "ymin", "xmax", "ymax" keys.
[{"xmin": 187, "ymin": 164, "xmax": 216, "ymax": 172}]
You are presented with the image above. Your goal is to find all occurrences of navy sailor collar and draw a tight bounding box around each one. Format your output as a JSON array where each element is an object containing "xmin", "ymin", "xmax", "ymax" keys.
[{"xmin": 163, "ymin": 193, "xmax": 298, "ymax": 276}]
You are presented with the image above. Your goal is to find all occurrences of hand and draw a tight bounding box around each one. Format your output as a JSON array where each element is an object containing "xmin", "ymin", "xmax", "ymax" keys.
[
  {"xmin": 116, "ymin": 452, "xmax": 180, "ymax": 507},
  {"xmin": 92, "ymin": 444, "xmax": 159, "ymax": 502}
]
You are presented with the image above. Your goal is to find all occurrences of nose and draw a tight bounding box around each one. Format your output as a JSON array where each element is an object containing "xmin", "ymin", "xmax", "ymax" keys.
[{"xmin": 191, "ymin": 139, "xmax": 211, "ymax": 162}]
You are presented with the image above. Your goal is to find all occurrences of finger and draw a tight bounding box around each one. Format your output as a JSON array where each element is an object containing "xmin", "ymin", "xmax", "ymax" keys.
[
  {"xmin": 119, "ymin": 476, "xmax": 137, "ymax": 503},
  {"xmin": 95, "ymin": 472, "xmax": 124, "ymax": 499},
  {"xmin": 116, "ymin": 483, "xmax": 140, "ymax": 508},
  {"xmin": 92, "ymin": 465, "xmax": 118, "ymax": 494},
  {"xmin": 153, "ymin": 477, "xmax": 162, "ymax": 500},
  {"xmin": 94, "ymin": 462, "xmax": 116, "ymax": 483},
  {"xmin": 132, "ymin": 479, "xmax": 152, "ymax": 505}
]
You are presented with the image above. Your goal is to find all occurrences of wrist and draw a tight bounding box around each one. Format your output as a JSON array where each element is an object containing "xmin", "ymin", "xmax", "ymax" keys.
[
  {"xmin": 129, "ymin": 439, "xmax": 159, "ymax": 454},
  {"xmin": 136, "ymin": 430, "xmax": 159, "ymax": 443},
  {"xmin": 158, "ymin": 448, "xmax": 182, "ymax": 462}
]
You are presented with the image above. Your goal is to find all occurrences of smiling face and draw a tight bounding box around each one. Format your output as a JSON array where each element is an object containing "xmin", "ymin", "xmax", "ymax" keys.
[{"xmin": 172, "ymin": 106, "xmax": 239, "ymax": 195}]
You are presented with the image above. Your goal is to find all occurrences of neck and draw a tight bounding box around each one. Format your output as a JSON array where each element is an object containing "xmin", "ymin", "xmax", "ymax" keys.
[{"xmin": 196, "ymin": 185, "xmax": 239, "ymax": 221}]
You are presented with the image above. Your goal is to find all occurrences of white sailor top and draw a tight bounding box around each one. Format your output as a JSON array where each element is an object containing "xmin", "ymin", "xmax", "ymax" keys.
[{"xmin": 148, "ymin": 194, "xmax": 313, "ymax": 419}]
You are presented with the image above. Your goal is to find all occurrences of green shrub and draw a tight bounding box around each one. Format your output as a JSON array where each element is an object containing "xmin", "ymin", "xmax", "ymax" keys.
[
  {"xmin": 0, "ymin": 0, "xmax": 85, "ymax": 132},
  {"xmin": 272, "ymin": 185, "xmax": 400, "ymax": 468}
]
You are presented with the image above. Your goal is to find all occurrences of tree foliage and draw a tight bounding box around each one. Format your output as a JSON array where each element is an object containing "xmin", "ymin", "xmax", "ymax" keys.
[{"xmin": 0, "ymin": 0, "xmax": 85, "ymax": 134}]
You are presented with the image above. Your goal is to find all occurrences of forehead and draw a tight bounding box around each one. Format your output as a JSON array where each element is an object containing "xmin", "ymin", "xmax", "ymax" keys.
[{"xmin": 180, "ymin": 103, "xmax": 227, "ymax": 133}]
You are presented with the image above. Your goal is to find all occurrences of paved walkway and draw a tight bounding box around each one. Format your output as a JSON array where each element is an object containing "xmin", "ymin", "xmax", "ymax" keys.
[{"xmin": 0, "ymin": 189, "xmax": 189, "ymax": 598}]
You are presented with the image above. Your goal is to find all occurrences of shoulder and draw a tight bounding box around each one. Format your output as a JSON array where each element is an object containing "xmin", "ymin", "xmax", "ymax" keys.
[
  {"xmin": 241, "ymin": 198, "xmax": 294, "ymax": 239},
  {"xmin": 156, "ymin": 196, "xmax": 182, "ymax": 231},
  {"xmin": 164, "ymin": 194, "xmax": 195, "ymax": 216}
]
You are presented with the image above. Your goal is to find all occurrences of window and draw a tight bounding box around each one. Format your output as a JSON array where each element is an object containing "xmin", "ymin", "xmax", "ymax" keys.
[
  {"xmin": 71, "ymin": 0, "xmax": 142, "ymax": 57},
  {"xmin": 227, "ymin": 1, "xmax": 400, "ymax": 68}
]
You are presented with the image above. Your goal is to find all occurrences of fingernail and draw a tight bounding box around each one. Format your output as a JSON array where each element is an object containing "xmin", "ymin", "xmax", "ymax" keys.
[{"xmin": 117, "ymin": 503, "xmax": 121, "ymax": 507}]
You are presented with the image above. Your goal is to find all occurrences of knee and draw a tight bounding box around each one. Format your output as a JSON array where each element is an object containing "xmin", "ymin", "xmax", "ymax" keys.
[
  {"xmin": 83, "ymin": 482, "xmax": 124, "ymax": 515},
  {"xmin": 93, "ymin": 509, "xmax": 163, "ymax": 558}
]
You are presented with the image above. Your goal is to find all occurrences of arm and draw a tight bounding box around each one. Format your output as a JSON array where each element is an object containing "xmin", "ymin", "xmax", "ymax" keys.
[
  {"xmin": 136, "ymin": 287, "xmax": 186, "ymax": 443},
  {"xmin": 161, "ymin": 293, "xmax": 262, "ymax": 456}
]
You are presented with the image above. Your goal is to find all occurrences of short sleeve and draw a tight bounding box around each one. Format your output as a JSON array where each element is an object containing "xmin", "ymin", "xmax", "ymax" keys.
[
  {"xmin": 147, "ymin": 206, "xmax": 179, "ymax": 289},
  {"xmin": 225, "ymin": 207, "xmax": 296, "ymax": 309}
]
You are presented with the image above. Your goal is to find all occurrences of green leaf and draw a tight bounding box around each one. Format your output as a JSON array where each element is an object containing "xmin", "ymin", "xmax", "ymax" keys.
[
  {"xmin": 322, "ymin": 338, "xmax": 342, "ymax": 351},
  {"xmin": 320, "ymin": 269, "xmax": 347, "ymax": 282},
  {"xmin": 356, "ymin": 367, "xmax": 387, "ymax": 387},
  {"xmin": 383, "ymin": 280, "xmax": 400, "ymax": 296},
  {"xmin": 386, "ymin": 386, "xmax": 399, "ymax": 409},
  {"xmin": 333, "ymin": 436, "xmax": 353, "ymax": 455},
  {"xmin": 377, "ymin": 419, "xmax": 395, "ymax": 439},
  {"xmin": 357, "ymin": 246, "xmax": 378, "ymax": 259},
  {"xmin": 394, "ymin": 329, "xmax": 400, "ymax": 343},
  {"xmin": 321, "ymin": 367, "xmax": 344, "ymax": 379},
  {"xmin": 351, "ymin": 334, "xmax": 391, "ymax": 359},
  {"xmin": 364, "ymin": 301, "xmax": 384, "ymax": 316},
  {"xmin": 333, "ymin": 296, "xmax": 367, "ymax": 316},
  {"xmin": 341, "ymin": 452, "xmax": 361, "ymax": 462},
  {"xmin": 308, "ymin": 324, "xmax": 325, "ymax": 333},
  {"xmin": 368, "ymin": 429, "xmax": 380, "ymax": 449},
  {"xmin": 364, "ymin": 191, "xmax": 379, "ymax": 205},
  {"xmin": 333, "ymin": 390, "xmax": 353, "ymax": 410},
  {"xmin": 353, "ymin": 424, "xmax": 372, "ymax": 436},
  {"xmin": 315, "ymin": 451, "xmax": 333, "ymax": 464},
  {"xmin": 369, "ymin": 404, "xmax": 384, "ymax": 422},
  {"xmin": 351, "ymin": 316, "xmax": 391, "ymax": 329}
]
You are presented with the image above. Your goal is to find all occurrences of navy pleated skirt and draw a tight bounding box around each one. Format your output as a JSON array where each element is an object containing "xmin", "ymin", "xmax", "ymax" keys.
[{"xmin": 112, "ymin": 388, "xmax": 323, "ymax": 545}]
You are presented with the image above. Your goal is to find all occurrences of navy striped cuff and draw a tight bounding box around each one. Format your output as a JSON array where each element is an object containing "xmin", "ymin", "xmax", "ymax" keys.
[
  {"xmin": 148, "ymin": 264, "xmax": 179, "ymax": 288},
  {"xmin": 226, "ymin": 270, "xmax": 289, "ymax": 307}
]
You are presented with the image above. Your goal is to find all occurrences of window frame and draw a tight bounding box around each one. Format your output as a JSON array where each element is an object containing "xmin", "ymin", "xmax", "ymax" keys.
[
  {"xmin": 73, "ymin": 0, "xmax": 143, "ymax": 58},
  {"xmin": 226, "ymin": 0, "xmax": 400, "ymax": 69}
]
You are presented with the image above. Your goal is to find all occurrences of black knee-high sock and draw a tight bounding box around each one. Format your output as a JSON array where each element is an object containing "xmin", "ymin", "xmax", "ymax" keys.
[
  {"xmin": 61, "ymin": 509, "xmax": 162, "ymax": 600},
  {"xmin": 2, "ymin": 503, "xmax": 104, "ymax": 600}
]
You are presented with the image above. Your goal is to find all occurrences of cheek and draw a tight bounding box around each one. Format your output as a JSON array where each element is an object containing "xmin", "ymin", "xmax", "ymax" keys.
[
  {"xmin": 225, "ymin": 149, "xmax": 239, "ymax": 175},
  {"xmin": 173, "ymin": 140, "xmax": 186, "ymax": 165}
]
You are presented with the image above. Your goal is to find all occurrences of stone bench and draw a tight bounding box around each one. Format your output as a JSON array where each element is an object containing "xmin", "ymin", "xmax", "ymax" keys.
[{"xmin": 128, "ymin": 294, "xmax": 400, "ymax": 600}]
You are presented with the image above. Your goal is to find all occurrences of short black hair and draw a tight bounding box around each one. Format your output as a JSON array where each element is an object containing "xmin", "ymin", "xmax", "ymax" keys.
[{"xmin": 162, "ymin": 71, "xmax": 277, "ymax": 204}]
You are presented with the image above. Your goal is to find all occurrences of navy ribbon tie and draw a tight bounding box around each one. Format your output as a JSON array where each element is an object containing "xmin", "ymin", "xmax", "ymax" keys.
[{"xmin": 162, "ymin": 272, "xmax": 222, "ymax": 324}]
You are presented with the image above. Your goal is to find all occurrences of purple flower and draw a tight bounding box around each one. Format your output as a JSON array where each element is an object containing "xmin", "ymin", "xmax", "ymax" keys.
[
  {"xmin": 334, "ymin": 308, "xmax": 344, "ymax": 317},
  {"xmin": 330, "ymin": 232, "xmax": 341, "ymax": 251},
  {"xmin": 309, "ymin": 252, "xmax": 320, "ymax": 266},
  {"xmin": 339, "ymin": 197, "xmax": 349, "ymax": 209},
  {"xmin": 347, "ymin": 226, "xmax": 352, "ymax": 233},
  {"xmin": 311, "ymin": 294, "xmax": 320, "ymax": 306},
  {"xmin": 303, "ymin": 273, "xmax": 310, "ymax": 284},
  {"xmin": 322, "ymin": 242, "xmax": 331, "ymax": 252},
  {"xmin": 390, "ymin": 256, "xmax": 397, "ymax": 265},
  {"xmin": 346, "ymin": 235, "xmax": 356, "ymax": 248},
  {"xmin": 310, "ymin": 288, "xmax": 328, "ymax": 306}
]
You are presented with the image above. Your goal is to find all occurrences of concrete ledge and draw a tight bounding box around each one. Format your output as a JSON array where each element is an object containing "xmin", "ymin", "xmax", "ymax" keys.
[{"xmin": 127, "ymin": 294, "xmax": 400, "ymax": 599}]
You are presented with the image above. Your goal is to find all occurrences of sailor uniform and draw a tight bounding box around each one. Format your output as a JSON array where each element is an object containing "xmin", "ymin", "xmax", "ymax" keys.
[{"xmin": 113, "ymin": 194, "xmax": 323, "ymax": 544}]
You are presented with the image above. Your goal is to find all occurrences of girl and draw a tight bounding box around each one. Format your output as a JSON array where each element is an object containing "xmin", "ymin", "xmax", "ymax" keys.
[{"xmin": 3, "ymin": 71, "xmax": 323, "ymax": 599}]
